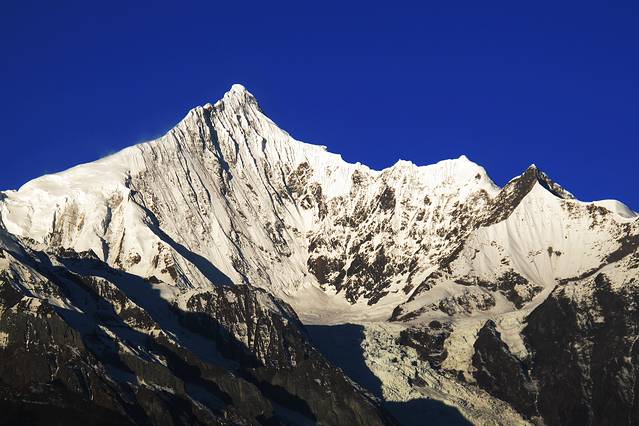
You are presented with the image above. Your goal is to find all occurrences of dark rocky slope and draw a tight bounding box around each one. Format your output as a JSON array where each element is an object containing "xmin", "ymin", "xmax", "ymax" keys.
[{"xmin": 0, "ymin": 232, "xmax": 392, "ymax": 426}]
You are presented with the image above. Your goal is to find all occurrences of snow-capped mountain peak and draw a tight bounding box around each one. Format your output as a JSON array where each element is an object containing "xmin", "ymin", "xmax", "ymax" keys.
[
  {"xmin": 524, "ymin": 163, "xmax": 575, "ymax": 199},
  {"xmin": 1, "ymin": 84, "xmax": 638, "ymax": 425},
  {"xmin": 218, "ymin": 82, "xmax": 258, "ymax": 107},
  {"xmin": 1, "ymin": 85, "xmax": 634, "ymax": 306}
]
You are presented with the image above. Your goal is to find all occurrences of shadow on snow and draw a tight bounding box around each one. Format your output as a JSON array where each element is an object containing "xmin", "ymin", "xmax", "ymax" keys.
[{"xmin": 306, "ymin": 324, "xmax": 471, "ymax": 426}]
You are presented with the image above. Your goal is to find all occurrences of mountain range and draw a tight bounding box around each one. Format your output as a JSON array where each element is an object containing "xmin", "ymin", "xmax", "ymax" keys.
[{"xmin": 1, "ymin": 84, "xmax": 637, "ymax": 425}]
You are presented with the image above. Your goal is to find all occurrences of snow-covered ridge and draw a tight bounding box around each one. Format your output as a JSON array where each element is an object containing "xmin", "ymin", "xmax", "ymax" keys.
[
  {"xmin": 5, "ymin": 84, "xmax": 633, "ymax": 215},
  {"xmin": 0, "ymin": 84, "xmax": 635, "ymax": 298}
]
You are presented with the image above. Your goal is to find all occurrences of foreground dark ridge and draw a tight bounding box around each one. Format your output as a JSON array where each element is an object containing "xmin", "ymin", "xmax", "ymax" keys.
[{"xmin": 0, "ymin": 228, "xmax": 393, "ymax": 425}]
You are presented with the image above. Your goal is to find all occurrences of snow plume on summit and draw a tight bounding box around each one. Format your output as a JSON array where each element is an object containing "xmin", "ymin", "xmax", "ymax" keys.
[{"xmin": 0, "ymin": 85, "xmax": 637, "ymax": 425}]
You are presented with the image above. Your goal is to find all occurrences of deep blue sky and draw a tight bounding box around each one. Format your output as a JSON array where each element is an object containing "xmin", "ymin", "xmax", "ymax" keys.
[{"xmin": 2, "ymin": 1, "xmax": 638, "ymax": 208}]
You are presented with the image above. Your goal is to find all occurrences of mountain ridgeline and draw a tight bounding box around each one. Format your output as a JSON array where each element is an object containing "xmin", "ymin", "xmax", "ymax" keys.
[{"xmin": 0, "ymin": 85, "xmax": 637, "ymax": 425}]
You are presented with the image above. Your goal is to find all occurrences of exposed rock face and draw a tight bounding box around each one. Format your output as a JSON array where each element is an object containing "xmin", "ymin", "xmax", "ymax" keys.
[
  {"xmin": 472, "ymin": 321, "xmax": 536, "ymax": 418},
  {"xmin": 304, "ymin": 162, "xmax": 497, "ymax": 306},
  {"xmin": 0, "ymin": 84, "xmax": 638, "ymax": 424},
  {"xmin": 174, "ymin": 287, "xmax": 391, "ymax": 426},
  {"xmin": 397, "ymin": 321, "xmax": 451, "ymax": 369},
  {"xmin": 0, "ymin": 231, "xmax": 391, "ymax": 426},
  {"xmin": 523, "ymin": 270, "xmax": 639, "ymax": 426},
  {"xmin": 443, "ymin": 240, "xmax": 639, "ymax": 425}
]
